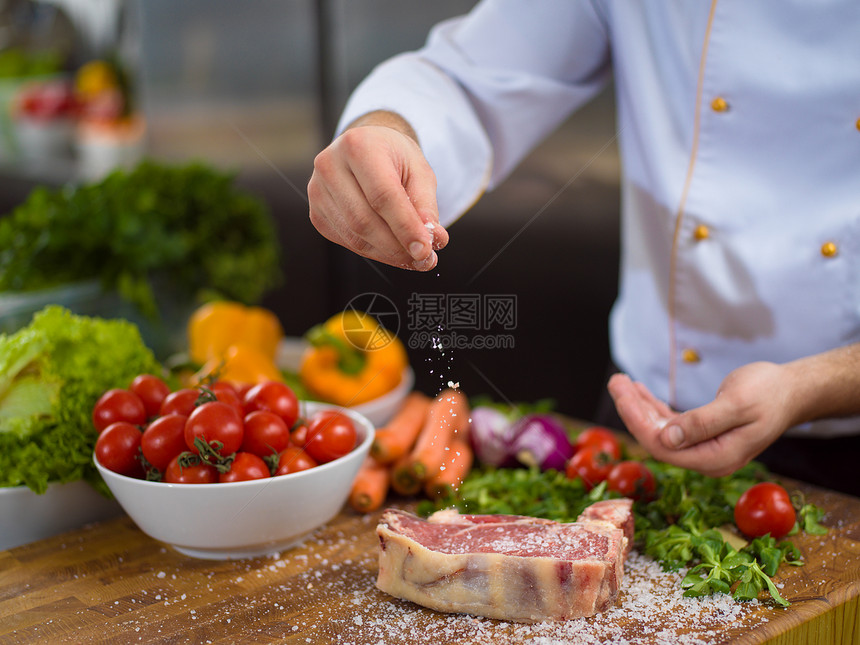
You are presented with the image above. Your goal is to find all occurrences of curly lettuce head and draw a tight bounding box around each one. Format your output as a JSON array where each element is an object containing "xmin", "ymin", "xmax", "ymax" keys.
[{"xmin": 0, "ymin": 305, "xmax": 161, "ymax": 493}]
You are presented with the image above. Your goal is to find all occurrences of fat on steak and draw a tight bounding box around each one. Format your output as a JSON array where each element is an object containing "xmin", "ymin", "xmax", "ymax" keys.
[{"xmin": 375, "ymin": 499, "xmax": 633, "ymax": 623}]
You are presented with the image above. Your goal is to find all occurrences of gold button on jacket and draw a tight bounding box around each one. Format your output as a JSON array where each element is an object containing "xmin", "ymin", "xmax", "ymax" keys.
[
  {"xmin": 711, "ymin": 97, "xmax": 729, "ymax": 112},
  {"xmin": 682, "ymin": 348, "xmax": 701, "ymax": 363},
  {"xmin": 821, "ymin": 241, "xmax": 838, "ymax": 257}
]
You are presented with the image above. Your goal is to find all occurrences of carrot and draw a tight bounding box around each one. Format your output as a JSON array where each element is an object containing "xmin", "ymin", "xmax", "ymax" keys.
[
  {"xmin": 405, "ymin": 388, "xmax": 470, "ymax": 482},
  {"xmin": 390, "ymin": 453, "xmax": 422, "ymax": 496},
  {"xmin": 370, "ymin": 392, "xmax": 431, "ymax": 464},
  {"xmin": 348, "ymin": 457, "xmax": 391, "ymax": 513},
  {"xmin": 424, "ymin": 437, "xmax": 473, "ymax": 500}
]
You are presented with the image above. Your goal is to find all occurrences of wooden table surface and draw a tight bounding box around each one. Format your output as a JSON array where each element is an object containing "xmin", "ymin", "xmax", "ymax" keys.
[{"xmin": 1, "ymin": 481, "xmax": 858, "ymax": 644}]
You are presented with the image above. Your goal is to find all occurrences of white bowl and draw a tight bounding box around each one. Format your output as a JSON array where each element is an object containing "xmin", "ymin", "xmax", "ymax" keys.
[
  {"xmin": 94, "ymin": 402, "xmax": 373, "ymax": 559},
  {"xmin": 277, "ymin": 337, "xmax": 413, "ymax": 427},
  {"xmin": 0, "ymin": 480, "xmax": 123, "ymax": 550}
]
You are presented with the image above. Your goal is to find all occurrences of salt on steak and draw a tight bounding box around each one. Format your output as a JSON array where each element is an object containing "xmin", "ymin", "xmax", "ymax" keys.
[{"xmin": 375, "ymin": 499, "xmax": 633, "ymax": 623}]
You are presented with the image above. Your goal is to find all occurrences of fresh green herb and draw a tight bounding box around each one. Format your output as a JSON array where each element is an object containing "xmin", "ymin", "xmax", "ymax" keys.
[
  {"xmin": 468, "ymin": 395, "xmax": 556, "ymax": 421},
  {"xmin": 0, "ymin": 305, "xmax": 162, "ymax": 494},
  {"xmin": 789, "ymin": 491, "xmax": 829, "ymax": 536},
  {"xmin": 0, "ymin": 161, "xmax": 282, "ymax": 318},
  {"xmin": 425, "ymin": 459, "xmax": 827, "ymax": 608}
]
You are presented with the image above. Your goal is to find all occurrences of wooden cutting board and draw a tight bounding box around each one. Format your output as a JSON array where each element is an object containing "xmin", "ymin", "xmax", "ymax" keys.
[{"xmin": 0, "ymin": 480, "xmax": 858, "ymax": 644}]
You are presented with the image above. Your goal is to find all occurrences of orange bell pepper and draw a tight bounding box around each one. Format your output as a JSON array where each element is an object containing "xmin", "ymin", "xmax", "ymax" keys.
[
  {"xmin": 299, "ymin": 311, "xmax": 408, "ymax": 406},
  {"xmin": 188, "ymin": 301, "xmax": 283, "ymax": 365},
  {"xmin": 187, "ymin": 301, "xmax": 284, "ymax": 386}
]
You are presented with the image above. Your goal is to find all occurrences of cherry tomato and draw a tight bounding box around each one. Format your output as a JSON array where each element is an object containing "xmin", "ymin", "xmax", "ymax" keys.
[
  {"xmin": 275, "ymin": 446, "xmax": 318, "ymax": 476},
  {"xmin": 574, "ymin": 427, "xmax": 623, "ymax": 461},
  {"xmin": 163, "ymin": 455, "xmax": 218, "ymax": 484},
  {"xmin": 242, "ymin": 410, "xmax": 291, "ymax": 458},
  {"xmin": 304, "ymin": 410, "xmax": 357, "ymax": 463},
  {"xmin": 219, "ymin": 452, "xmax": 271, "ymax": 482},
  {"xmin": 160, "ymin": 388, "xmax": 201, "ymax": 417},
  {"xmin": 734, "ymin": 482, "xmax": 797, "ymax": 539},
  {"xmin": 290, "ymin": 420, "xmax": 309, "ymax": 447},
  {"xmin": 565, "ymin": 446, "xmax": 616, "ymax": 490},
  {"xmin": 607, "ymin": 460, "xmax": 657, "ymax": 501},
  {"xmin": 95, "ymin": 421, "xmax": 143, "ymax": 477},
  {"xmin": 184, "ymin": 401, "xmax": 244, "ymax": 461},
  {"xmin": 243, "ymin": 381, "xmax": 299, "ymax": 428},
  {"xmin": 92, "ymin": 388, "xmax": 147, "ymax": 433},
  {"xmin": 210, "ymin": 382, "xmax": 245, "ymax": 417},
  {"xmin": 141, "ymin": 414, "xmax": 188, "ymax": 471},
  {"xmin": 129, "ymin": 374, "xmax": 171, "ymax": 419}
]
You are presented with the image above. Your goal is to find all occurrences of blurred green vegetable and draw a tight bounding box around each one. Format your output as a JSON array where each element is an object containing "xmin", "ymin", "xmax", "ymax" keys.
[
  {"xmin": 0, "ymin": 160, "xmax": 282, "ymax": 318},
  {"xmin": 0, "ymin": 305, "xmax": 162, "ymax": 494}
]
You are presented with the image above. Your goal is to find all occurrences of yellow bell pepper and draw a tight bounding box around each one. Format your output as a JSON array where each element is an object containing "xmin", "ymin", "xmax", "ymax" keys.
[
  {"xmin": 193, "ymin": 344, "xmax": 284, "ymax": 387},
  {"xmin": 188, "ymin": 301, "xmax": 283, "ymax": 366},
  {"xmin": 300, "ymin": 311, "xmax": 408, "ymax": 406}
]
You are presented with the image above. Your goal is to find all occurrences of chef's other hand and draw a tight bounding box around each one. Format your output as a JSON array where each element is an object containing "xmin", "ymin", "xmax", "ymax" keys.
[
  {"xmin": 308, "ymin": 110, "xmax": 448, "ymax": 271},
  {"xmin": 607, "ymin": 363, "xmax": 797, "ymax": 478}
]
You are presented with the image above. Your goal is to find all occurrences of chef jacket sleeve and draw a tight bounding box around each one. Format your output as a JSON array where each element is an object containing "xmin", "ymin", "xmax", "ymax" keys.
[{"xmin": 336, "ymin": 0, "xmax": 613, "ymax": 226}]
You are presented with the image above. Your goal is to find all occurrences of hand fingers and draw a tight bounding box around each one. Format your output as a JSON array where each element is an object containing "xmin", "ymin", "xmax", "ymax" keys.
[
  {"xmin": 349, "ymin": 148, "xmax": 439, "ymax": 267},
  {"xmin": 660, "ymin": 397, "xmax": 747, "ymax": 450},
  {"xmin": 315, "ymin": 165, "xmax": 437, "ymax": 270},
  {"xmin": 607, "ymin": 374, "xmax": 669, "ymax": 444}
]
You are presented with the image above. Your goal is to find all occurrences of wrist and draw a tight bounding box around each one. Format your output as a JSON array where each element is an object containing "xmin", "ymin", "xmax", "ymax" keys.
[{"xmin": 345, "ymin": 110, "xmax": 420, "ymax": 146}]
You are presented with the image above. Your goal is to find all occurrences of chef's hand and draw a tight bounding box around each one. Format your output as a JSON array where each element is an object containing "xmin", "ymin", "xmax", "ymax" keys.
[
  {"xmin": 307, "ymin": 110, "xmax": 448, "ymax": 271},
  {"xmin": 607, "ymin": 362, "xmax": 799, "ymax": 478}
]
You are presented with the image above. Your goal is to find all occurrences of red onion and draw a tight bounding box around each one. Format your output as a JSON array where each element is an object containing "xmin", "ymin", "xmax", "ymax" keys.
[
  {"xmin": 468, "ymin": 406, "xmax": 521, "ymax": 467},
  {"xmin": 510, "ymin": 414, "xmax": 574, "ymax": 472}
]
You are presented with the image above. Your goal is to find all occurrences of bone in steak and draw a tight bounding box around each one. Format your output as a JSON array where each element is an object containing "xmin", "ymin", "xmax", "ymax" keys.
[{"xmin": 375, "ymin": 499, "xmax": 632, "ymax": 623}]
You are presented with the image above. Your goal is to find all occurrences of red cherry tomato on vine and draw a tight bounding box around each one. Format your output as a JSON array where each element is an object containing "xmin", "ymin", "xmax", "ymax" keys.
[
  {"xmin": 304, "ymin": 410, "xmax": 357, "ymax": 463},
  {"xmin": 219, "ymin": 452, "xmax": 271, "ymax": 482},
  {"xmin": 129, "ymin": 374, "xmax": 171, "ymax": 419},
  {"xmin": 163, "ymin": 455, "xmax": 218, "ymax": 484},
  {"xmin": 160, "ymin": 388, "xmax": 201, "ymax": 417},
  {"xmin": 141, "ymin": 414, "xmax": 188, "ymax": 471},
  {"xmin": 242, "ymin": 410, "xmax": 291, "ymax": 458},
  {"xmin": 184, "ymin": 401, "xmax": 244, "ymax": 460},
  {"xmin": 95, "ymin": 421, "xmax": 143, "ymax": 477},
  {"xmin": 607, "ymin": 460, "xmax": 656, "ymax": 501},
  {"xmin": 210, "ymin": 381, "xmax": 245, "ymax": 417},
  {"xmin": 734, "ymin": 482, "xmax": 797, "ymax": 539},
  {"xmin": 275, "ymin": 446, "xmax": 318, "ymax": 476},
  {"xmin": 243, "ymin": 381, "xmax": 299, "ymax": 428},
  {"xmin": 574, "ymin": 427, "xmax": 623, "ymax": 461},
  {"xmin": 92, "ymin": 388, "xmax": 147, "ymax": 433},
  {"xmin": 565, "ymin": 446, "xmax": 616, "ymax": 490}
]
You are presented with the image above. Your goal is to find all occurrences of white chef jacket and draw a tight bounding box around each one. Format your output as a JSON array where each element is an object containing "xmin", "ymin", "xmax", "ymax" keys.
[{"xmin": 337, "ymin": 0, "xmax": 860, "ymax": 437}]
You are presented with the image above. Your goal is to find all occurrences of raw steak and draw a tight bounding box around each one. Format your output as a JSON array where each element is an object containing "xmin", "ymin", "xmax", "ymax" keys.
[
  {"xmin": 375, "ymin": 500, "xmax": 632, "ymax": 623},
  {"xmin": 578, "ymin": 498, "xmax": 634, "ymax": 555}
]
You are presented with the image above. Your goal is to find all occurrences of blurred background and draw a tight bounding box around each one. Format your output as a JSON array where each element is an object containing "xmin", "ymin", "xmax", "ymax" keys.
[{"xmin": 0, "ymin": 0, "xmax": 621, "ymax": 421}]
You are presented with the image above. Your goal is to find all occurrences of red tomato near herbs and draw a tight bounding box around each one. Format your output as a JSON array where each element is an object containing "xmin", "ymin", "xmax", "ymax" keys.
[
  {"xmin": 95, "ymin": 421, "xmax": 143, "ymax": 477},
  {"xmin": 565, "ymin": 446, "xmax": 616, "ymax": 490},
  {"xmin": 607, "ymin": 460, "xmax": 656, "ymax": 501},
  {"xmin": 219, "ymin": 452, "xmax": 271, "ymax": 482},
  {"xmin": 160, "ymin": 388, "xmax": 201, "ymax": 417},
  {"xmin": 734, "ymin": 482, "xmax": 797, "ymax": 539},
  {"xmin": 275, "ymin": 446, "xmax": 318, "ymax": 476},
  {"xmin": 163, "ymin": 455, "xmax": 218, "ymax": 484},
  {"xmin": 129, "ymin": 374, "xmax": 171, "ymax": 419},
  {"xmin": 304, "ymin": 410, "xmax": 357, "ymax": 463},
  {"xmin": 242, "ymin": 410, "xmax": 291, "ymax": 457},
  {"xmin": 184, "ymin": 401, "xmax": 244, "ymax": 461},
  {"xmin": 243, "ymin": 381, "xmax": 299, "ymax": 428},
  {"xmin": 574, "ymin": 427, "xmax": 623, "ymax": 461},
  {"xmin": 141, "ymin": 414, "xmax": 188, "ymax": 471},
  {"xmin": 92, "ymin": 388, "xmax": 147, "ymax": 433}
]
